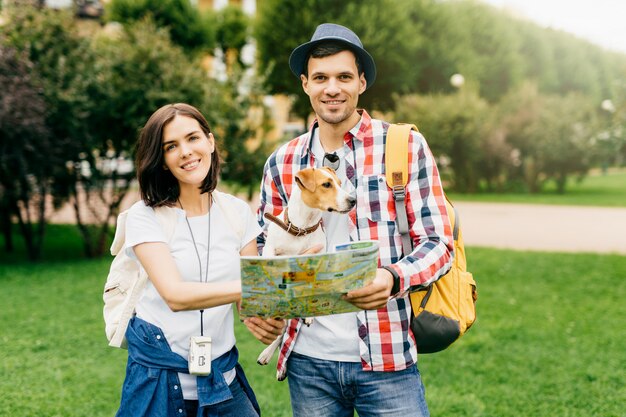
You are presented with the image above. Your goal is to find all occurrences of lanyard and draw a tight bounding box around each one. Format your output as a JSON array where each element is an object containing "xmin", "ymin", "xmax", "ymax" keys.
[{"xmin": 179, "ymin": 195, "xmax": 211, "ymax": 336}]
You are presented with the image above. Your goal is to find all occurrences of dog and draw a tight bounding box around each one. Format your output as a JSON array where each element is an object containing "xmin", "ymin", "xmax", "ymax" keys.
[{"xmin": 256, "ymin": 166, "xmax": 356, "ymax": 365}]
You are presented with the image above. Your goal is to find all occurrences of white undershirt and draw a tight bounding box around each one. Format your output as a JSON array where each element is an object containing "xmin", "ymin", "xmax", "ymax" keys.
[
  {"xmin": 125, "ymin": 195, "xmax": 260, "ymax": 399},
  {"xmin": 292, "ymin": 128, "xmax": 361, "ymax": 362}
]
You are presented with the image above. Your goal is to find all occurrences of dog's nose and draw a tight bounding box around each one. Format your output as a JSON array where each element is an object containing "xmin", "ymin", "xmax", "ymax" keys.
[{"xmin": 347, "ymin": 196, "xmax": 356, "ymax": 208}]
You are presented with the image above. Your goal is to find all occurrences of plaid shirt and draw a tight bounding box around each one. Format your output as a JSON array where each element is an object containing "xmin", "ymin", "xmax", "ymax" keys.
[{"xmin": 258, "ymin": 110, "xmax": 453, "ymax": 380}]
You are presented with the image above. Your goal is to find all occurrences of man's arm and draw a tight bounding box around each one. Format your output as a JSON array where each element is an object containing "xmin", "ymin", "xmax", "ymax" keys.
[{"xmin": 256, "ymin": 154, "xmax": 288, "ymax": 253}]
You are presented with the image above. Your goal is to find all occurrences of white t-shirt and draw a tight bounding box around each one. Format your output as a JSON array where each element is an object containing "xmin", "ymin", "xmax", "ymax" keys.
[
  {"xmin": 292, "ymin": 128, "xmax": 361, "ymax": 362},
  {"xmin": 124, "ymin": 194, "xmax": 260, "ymax": 400}
]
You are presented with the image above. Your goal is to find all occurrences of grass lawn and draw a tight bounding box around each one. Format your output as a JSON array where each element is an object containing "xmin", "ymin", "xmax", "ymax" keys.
[
  {"xmin": 1, "ymin": 244, "xmax": 625, "ymax": 416},
  {"xmin": 448, "ymin": 168, "xmax": 626, "ymax": 207}
]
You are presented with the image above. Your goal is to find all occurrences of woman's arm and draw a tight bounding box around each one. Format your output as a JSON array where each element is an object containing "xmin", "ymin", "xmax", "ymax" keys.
[{"xmin": 134, "ymin": 240, "xmax": 257, "ymax": 312}]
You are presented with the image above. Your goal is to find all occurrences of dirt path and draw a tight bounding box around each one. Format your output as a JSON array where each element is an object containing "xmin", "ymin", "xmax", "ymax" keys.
[
  {"xmin": 50, "ymin": 194, "xmax": 626, "ymax": 255},
  {"xmin": 454, "ymin": 201, "xmax": 626, "ymax": 255}
]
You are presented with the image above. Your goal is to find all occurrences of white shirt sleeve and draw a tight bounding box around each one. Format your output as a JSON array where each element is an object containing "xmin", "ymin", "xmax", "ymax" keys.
[
  {"xmin": 228, "ymin": 195, "xmax": 262, "ymax": 250},
  {"xmin": 124, "ymin": 202, "xmax": 170, "ymax": 258}
]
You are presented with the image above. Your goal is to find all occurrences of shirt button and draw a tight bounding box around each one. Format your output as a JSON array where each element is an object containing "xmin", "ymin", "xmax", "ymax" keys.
[
  {"xmin": 178, "ymin": 409, "xmax": 183, "ymax": 413},
  {"xmin": 156, "ymin": 335, "xmax": 161, "ymax": 340},
  {"xmin": 174, "ymin": 385, "xmax": 179, "ymax": 390}
]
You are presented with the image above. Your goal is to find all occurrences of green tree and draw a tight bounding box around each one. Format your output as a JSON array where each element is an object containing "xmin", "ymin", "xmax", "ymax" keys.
[
  {"xmin": 105, "ymin": 0, "xmax": 215, "ymax": 54},
  {"xmin": 495, "ymin": 83, "xmax": 597, "ymax": 193},
  {"xmin": 255, "ymin": 0, "xmax": 420, "ymax": 126},
  {"xmin": 438, "ymin": 0, "xmax": 524, "ymax": 102},
  {"xmin": 405, "ymin": 0, "xmax": 468, "ymax": 95},
  {"xmin": 537, "ymin": 94, "xmax": 596, "ymax": 193},
  {"xmin": 203, "ymin": 64, "xmax": 272, "ymax": 200},
  {"xmin": 1, "ymin": 8, "xmax": 92, "ymax": 260},
  {"xmin": 215, "ymin": 4, "xmax": 250, "ymax": 67},
  {"xmin": 0, "ymin": 45, "xmax": 50, "ymax": 258},
  {"xmin": 394, "ymin": 88, "xmax": 489, "ymax": 192},
  {"xmin": 511, "ymin": 19, "xmax": 559, "ymax": 94},
  {"xmin": 594, "ymin": 89, "xmax": 626, "ymax": 168},
  {"xmin": 493, "ymin": 82, "xmax": 545, "ymax": 192},
  {"xmin": 75, "ymin": 17, "xmax": 211, "ymax": 257}
]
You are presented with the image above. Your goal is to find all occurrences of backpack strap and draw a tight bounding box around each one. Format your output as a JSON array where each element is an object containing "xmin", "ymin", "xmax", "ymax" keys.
[
  {"xmin": 385, "ymin": 123, "xmax": 419, "ymax": 256},
  {"xmin": 386, "ymin": 125, "xmax": 460, "ymax": 256},
  {"xmin": 449, "ymin": 198, "xmax": 460, "ymax": 241},
  {"xmin": 212, "ymin": 190, "xmax": 245, "ymax": 242},
  {"xmin": 110, "ymin": 211, "xmax": 130, "ymax": 256},
  {"xmin": 108, "ymin": 204, "xmax": 178, "ymax": 348}
]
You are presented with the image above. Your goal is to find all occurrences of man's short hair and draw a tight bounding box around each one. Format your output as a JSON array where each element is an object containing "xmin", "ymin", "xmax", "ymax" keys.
[{"xmin": 303, "ymin": 41, "xmax": 363, "ymax": 78}]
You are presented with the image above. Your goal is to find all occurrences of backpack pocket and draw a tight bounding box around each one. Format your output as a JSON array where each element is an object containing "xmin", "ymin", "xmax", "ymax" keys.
[{"xmin": 458, "ymin": 270, "xmax": 477, "ymax": 332}]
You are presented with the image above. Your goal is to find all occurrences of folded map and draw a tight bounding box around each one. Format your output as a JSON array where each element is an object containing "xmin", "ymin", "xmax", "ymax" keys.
[{"xmin": 239, "ymin": 241, "xmax": 379, "ymax": 318}]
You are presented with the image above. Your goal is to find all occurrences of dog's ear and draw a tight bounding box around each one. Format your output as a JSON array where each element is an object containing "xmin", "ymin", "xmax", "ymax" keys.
[{"xmin": 295, "ymin": 169, "xmax": 316, "ymax": 192}]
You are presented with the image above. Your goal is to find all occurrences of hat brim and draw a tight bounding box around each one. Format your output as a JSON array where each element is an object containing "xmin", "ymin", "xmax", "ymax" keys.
[{"xmin": 289, "ymin": 38, "xmax": 377, "ymax": 90}]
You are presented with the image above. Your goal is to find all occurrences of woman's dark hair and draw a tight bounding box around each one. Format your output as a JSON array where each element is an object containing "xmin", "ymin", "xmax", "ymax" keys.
[{"xmin": 135, "ymin": 103, "xmax": 221, "ymax": 207}]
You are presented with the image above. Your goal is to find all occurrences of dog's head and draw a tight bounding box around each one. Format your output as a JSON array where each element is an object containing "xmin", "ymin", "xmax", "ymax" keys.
[{"xmin": 294, "ymin": 167, "xmax": 356, "ymax": 213}]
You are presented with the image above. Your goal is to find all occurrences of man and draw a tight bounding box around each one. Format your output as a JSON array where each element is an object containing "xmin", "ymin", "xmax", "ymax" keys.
[{"xmin": 244, "ymin": 23, "xmax": 453, "ymax": 417}]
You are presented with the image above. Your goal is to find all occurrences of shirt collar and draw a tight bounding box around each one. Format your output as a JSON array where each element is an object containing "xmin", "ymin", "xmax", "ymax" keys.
[
  {"xmin": 305, "ymin": 109, "xmax": 371, "ymax": 156},
  {"xmin": 347, "ymin": 109, "xmax": 371, "ymax": 143}
]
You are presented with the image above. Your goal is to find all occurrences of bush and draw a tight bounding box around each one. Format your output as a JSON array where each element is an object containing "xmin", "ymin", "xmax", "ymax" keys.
[{"xmin": 105, "ymin": 0, "xmax": 215, "ymax": 54}]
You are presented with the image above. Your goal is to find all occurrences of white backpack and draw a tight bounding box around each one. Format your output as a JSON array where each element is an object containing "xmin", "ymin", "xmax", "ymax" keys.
[{"xmin": 103, "ymin": 190, "xmax": 245, "ymax": 348}]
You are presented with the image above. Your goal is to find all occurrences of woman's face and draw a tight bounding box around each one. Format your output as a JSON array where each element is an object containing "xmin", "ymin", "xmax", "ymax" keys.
[{"xmin": 161, "ymin": 115, "xmax": 214, "ymax": 189}]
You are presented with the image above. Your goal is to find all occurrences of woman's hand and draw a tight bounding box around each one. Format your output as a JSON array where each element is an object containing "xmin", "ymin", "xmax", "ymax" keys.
[{"xmin": 243, "ymin": 317, "xmax": 286, "ymax": 345}]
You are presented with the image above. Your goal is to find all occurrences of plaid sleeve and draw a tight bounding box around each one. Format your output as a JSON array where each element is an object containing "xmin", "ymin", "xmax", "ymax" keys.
[
  {"xmin": 257, "ymin": 152, "xmax": 284, "ymax": 252},
  {"xmin": 256, "ymin": 139, "xmax": 303, "ymax": 253},
  {"xmin": 387, "ymin": 131, "xmax": 454, "ymax": 292}
]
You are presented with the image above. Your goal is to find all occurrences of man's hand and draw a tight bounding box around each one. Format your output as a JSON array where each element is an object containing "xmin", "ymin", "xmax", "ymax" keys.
[
  {"xmin": 243, "ymin": 317, "xmax": 286, "ymax": 345},
  {"xmin": 343, "ymin": 268, "xmax": 394, "ymax": 310},
  {"xmin": 299, "ymin": 244, "xmax": 324, "ymax": 255}
]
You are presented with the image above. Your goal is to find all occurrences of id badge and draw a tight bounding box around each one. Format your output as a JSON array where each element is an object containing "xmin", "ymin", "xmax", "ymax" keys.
[{"xmin": 188, "ymin": 336, "xmax": 212, "ymax": 375}]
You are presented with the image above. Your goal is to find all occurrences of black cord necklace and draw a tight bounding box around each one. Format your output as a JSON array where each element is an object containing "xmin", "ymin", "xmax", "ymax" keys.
[
  {"xmin": 179, "ymin": 194, "xmax": 211, "ymax": 336},
  {"xmin": 350, "ymin": 135, "xmax": 361, "ymax": 242}
]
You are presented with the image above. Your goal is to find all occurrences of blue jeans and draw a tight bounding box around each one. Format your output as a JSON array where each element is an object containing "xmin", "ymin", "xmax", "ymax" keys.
[
  {"xmin": 184, "ymin": 376, "xmax": 259, "ymax": 417},
  {"xmin": 286, "ymin": 352, "xmax": 429, "ymax": 417},
  {"xmin": 117, "ymin": 317, "xmax": 260, "ymax": 417}
]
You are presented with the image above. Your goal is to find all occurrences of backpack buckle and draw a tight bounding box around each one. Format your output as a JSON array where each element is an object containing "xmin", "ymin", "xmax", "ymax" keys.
[{"xmin": 392, "ymin": 185, "xmax": 406, "ymax": 202}]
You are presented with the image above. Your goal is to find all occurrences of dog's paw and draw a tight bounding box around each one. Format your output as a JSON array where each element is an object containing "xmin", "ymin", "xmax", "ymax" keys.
[
  {"xmin": 303, "ymin": 317, "xmax": 314, "ymax": 326},
  {"xmin": 256, "ymin": 339, "xmax": 280, "ymax": 365},
  {"xmin": 256, "ymin": 349, "xmax": 273, "ymax": 365},
  {"xmin": 256, "ymin": 356, "xmax": 271, "ymax": 366}
]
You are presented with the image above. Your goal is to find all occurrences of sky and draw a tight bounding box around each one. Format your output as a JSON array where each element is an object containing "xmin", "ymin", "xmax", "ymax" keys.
[{"xmin": 480, "ymin": 0, "xmax": 626, "ymax": 55}]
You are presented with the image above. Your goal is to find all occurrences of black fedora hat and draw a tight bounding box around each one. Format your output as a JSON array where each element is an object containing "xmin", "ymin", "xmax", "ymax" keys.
[{"xmin": 289, "ymin": 23, "xmax": 377, "ymax": 90}]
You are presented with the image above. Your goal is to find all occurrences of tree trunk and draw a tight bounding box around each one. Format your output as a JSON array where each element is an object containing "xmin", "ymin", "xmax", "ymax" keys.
[
  {"xmin": 72, "ymin": 177, "xmax": 130, "ymax": 258},
  {"xmin": 556, "ymin": 173, "xmax": 567, "ymax": 194},
  {"xmin": 1, "ymin": 205, "xmax": 13, "ymax": 252},
  {"xmin": 14, "ymin": 199, "xmax": 39, "ymax": 261},
  {"xmin": 524, "ymin": 157, "xmax": 541, "ymax": 194}
]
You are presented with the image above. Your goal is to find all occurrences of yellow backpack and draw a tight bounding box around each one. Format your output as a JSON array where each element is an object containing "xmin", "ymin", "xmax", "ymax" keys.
[{"xmin": 385, "ymin": 123, "xmax": 477, "ymax": 353}]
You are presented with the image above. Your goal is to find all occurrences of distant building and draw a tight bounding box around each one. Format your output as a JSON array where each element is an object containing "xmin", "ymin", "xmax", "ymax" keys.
[{"xmin": 0, "ymin": 0, "xmax": 103, "ymax": 19}]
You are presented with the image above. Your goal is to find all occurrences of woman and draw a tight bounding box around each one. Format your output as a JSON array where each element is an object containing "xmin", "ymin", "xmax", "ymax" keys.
[{"xmin": 116, "ymin": 103, "xmax": 261, "ymax": 417}]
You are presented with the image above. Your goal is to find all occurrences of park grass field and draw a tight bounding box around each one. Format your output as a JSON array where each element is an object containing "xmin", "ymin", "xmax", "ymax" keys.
[
  {"xmin": 448, "ymin": 168, "xmax": 626, "ymax": 207},
  {"xmin": 1, "ymin": 239, "xmax": 625, "ymax": 417}
]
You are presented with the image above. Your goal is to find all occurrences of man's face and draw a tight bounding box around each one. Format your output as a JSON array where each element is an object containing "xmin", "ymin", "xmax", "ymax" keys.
[{"xmin": 301, "ymin": 50, "xmax": 367, "ymax": 126}]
